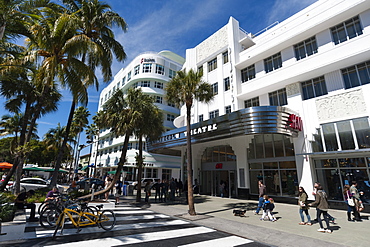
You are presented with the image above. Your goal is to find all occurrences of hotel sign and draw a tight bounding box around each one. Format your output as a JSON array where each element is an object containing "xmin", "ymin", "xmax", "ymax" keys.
[{"xmin": 141, "ymin": 58, "xmax": 155, "ymax": 63}]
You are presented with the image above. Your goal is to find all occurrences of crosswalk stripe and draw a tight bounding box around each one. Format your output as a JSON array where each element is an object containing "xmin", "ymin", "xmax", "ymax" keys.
[
  {"xmin": 179, "ymin": 236, "xmax": 254, "ymax": 247},
  {"xmin": 47, "ymin": 226, "xmax": 216, "ymax": 246}
]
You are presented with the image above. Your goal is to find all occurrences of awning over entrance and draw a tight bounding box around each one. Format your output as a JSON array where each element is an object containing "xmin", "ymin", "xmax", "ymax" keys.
[{"xmin": 148, "ymin": 106, "xmax": 302, "ymax": 154}]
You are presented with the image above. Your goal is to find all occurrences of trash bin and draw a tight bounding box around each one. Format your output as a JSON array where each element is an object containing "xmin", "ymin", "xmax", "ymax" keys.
[{"xmin": 128, "ymin": 185, "xmax": 134, "ymax": 196}]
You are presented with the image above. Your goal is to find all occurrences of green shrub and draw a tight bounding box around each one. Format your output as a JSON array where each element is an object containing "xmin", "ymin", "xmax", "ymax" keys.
[{"xmin": 0, "ymin": 193, "xmax": 15, "ymax": 222}]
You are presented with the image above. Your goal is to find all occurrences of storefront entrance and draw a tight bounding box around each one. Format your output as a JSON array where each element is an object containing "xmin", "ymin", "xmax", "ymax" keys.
[
  {"xmin": 200, "ymin": 170, "xmax": 237, "ymax": 197},
  {"xmin": 200, "ymin": 145, "xmax": 237, "ymax": 198}
]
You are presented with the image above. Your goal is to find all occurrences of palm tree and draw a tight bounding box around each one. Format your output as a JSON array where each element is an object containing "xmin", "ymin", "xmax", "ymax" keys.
[
  {"xmin": 43, "ymin": 123, "xmax": 74, "ymax": 166},
  {"xmin": 79, "ymin": 88, "xmax": 160, "ymax": 199},
  {"xmin": 70, "ymin": 106, "xmax": 90, "ymax": 174},
  {"xmin": 165, "ymin": 69, "xmax": 214, "ymax": 215},
  {"xmin": 132, "ymin": 93, "xmax": 164, "ymax": 202},
  {"xmin": 51, "ymin": 0, "xmax": 127, "ymax": 187}
]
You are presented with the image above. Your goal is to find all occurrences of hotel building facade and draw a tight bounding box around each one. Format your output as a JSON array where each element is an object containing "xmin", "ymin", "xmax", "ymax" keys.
[
  {"xmin": 149, "ymin": 0, "xmax": 370, "ymax": 204},
  {"xmin": 90, "ymin": 51, "xmax": 185, "ymax": 181}
]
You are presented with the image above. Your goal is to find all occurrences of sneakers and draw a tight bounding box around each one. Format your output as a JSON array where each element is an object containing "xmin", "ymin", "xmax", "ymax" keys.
[
  {"xmin": 325, "ymin": 229, "xmax": 332, "ymax": 233},
  {"xmin": 317, "ymin": 228, "xmax": 326, "ymax": 232}
]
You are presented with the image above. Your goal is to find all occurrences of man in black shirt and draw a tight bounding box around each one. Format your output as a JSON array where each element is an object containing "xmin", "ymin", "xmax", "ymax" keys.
[{"xmin": 15, "ymin": 190, "xmax": 38, "ymax": 222}]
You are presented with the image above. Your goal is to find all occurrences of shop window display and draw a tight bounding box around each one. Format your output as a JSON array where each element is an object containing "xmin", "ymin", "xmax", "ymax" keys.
[{"xmin": 315, "ymin": 157, "xmax": 370, "ymax": 202}]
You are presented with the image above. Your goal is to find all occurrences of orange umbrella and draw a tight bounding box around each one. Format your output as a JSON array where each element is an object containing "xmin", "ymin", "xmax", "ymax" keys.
[{"xmin": 0, "ymin": 162, "xmax": 13, "ymax": 169}]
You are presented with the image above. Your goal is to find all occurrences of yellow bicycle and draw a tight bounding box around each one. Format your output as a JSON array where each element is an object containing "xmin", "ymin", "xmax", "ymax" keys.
[{"xmin": 52, "ymin": 204, "xmax": 116, "ymax": 239}]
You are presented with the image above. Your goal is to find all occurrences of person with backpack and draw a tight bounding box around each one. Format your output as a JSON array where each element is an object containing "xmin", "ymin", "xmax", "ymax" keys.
[{"xmin": 308, "ymin": 184, "xmax": 332, "ymax": 233}]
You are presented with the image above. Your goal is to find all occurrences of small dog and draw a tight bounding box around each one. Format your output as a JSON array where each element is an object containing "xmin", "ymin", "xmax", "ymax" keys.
[{"xmin": 233, "ymin": 209, "xmax": 246, "ymax": 217}]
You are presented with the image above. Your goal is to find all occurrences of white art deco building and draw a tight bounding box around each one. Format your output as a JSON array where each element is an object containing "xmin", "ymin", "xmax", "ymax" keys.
[
  {"xmin": 149, "ymin": 0, "xmax": 370, "ymax": 205},
  {"xmin": 91, "ymin": 51, "xmax": 185, "ymax": 181}
]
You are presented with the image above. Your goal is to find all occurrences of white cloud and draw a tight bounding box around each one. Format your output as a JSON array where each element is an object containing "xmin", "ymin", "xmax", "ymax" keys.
[{"xmin": 111, "ymin": 0, "xmax": 228, "ymax": 75}]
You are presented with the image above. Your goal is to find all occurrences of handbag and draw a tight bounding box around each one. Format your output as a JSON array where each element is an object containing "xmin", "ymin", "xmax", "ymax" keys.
[{"xmin": 347, "ymin": 192, "xmax": 355, "ymax": 206}]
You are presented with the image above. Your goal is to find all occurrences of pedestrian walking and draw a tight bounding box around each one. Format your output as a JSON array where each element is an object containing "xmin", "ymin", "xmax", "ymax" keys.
[
  {"xmin": 152, "ymin": 179, "xmax": 162, "ymax": 202},
  {"xmin": 105, "ymin": 176, "xmax": 112, "ymax": 201},
  {"xmin": 312, "ymin": 182, "xmax": 335, "ymax": 223},
  {"xmin": 114, "ymin": 179, "xmax": 123, "ymax": 205},
  {"xmin": 343, "ymin": 184, "xmax": 361, "ymax": 221},
  {"xmin": 350, "ymin": 181, "xmax": 363, "ymax": 220},
  {"xmin": 255, "ymin": 180, "xmax": 266, "ymax": 215},
  {"xmin": 160, "ymin": 179, "xmax": 169, "ymax": 202},
  {"xmin": 298, "ymin": 186, "xmax": 312, "ymax": 225},
  {"xmin": 170, "ymin": 178, "xmax": 176, "ymax": 201},
  {"xmin": 308, "ymin": 184, "xmax": 332, "ymax": 233},
  {"xmin": 260, "ymin": 195, "xmax": 276, "ymax": 222},
  {"xmin": 144, "ymin": 181, "xmax": 152, "ymax": 203}
]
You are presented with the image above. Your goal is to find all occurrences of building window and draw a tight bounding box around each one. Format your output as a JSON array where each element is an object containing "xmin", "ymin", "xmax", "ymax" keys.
[
  {"xmin": 264, "ymin": 52, "xmax": 282, "ymax": 73},
  {"xmin": 225, "ymin": 105, "xmax": 231, "ymax": 114},
  {"xmin": 199, "ymin": 114, "xmax": 203, "ymax": 122},
  {"xmin": 224, "ymin": 77, "xmax": 230, "ymax": 91},
  {"xmin": 209, "ymin": 110, "xmax": 219, "ymax": 119},
  {"xmin": 122, "ymin": 77, "xmax": 126, "ymax": 85},
  {"xmin": 341, "ymin": 60, "xmax": 370, "ymax": 89},
  {"xmin": 202, "ymin": 146, "xmax": 236, "ymax": 163},
  {"xmin": 208, "ymin": 57, "xmax": 217, "ymax": 72},
  {"xmin": 211, "ymin": 82, "xmax": 218, "ymax": 95},
  {"xmin": 301, "ymin": 76, "xmax": 328, "ymax": 100},
  {"xmin": 162, "ymin": 169, "xmax": 171, "ymax": 181},
  {"xmin": 117, "ymin": 82, "xmax": 120, "ymax": 88},
  {"xmin": 169, "ymin": 69, "xmax": 176, "ymax": 78},
  {"xmin": 331, "ymin": 15, "xmax": 363, "ymax": 45},
  {"xmin": 248, "ymin": 134, "xmax": 296, "ymax": 196},
  {"xmin": 154, "ymin": 81, "xmax": 163, "ymax": 89},
  {"xmin": 142, "ymin": 63, "xmax": 152, "ymax": 73},
  {"xmin": 241, "ymin": 64, "xmax": 255, "ymax": 83},
  {"xmin": 127, "ymin": 143, "xmax": 132, "ymax": 150},
  {"xmin": 127, "ymin": 71, "xmax": 131, "ymax": 81},
  {"xmin": 134, "ymin": 65, "xmax": 140, "ymax": 75},
  {"xmin": 167, "ymin": 114, "xmax": 175, "ymax": 121},
  {"xmin": 314, "ymin": 158, "xmax": 370, "ymax": 201},
  {"xmin": 223, "ymin": 51, "xmax": 229, "ymax": 64},
  {"xmin": 168, "ymin": 102, "xmax": 175, "ymax": 107},
  {"xmin": 244, "ymin": 97, "xmax": 259, "ymax": 108},
  {"xmin": 132, "ymin": 82, "xmax": 138, "ymax": 88},
  {"xmin": 155, "ymin": 96, "xmax": 163, "ymax": 104},
  {"xmin": 141, "ymin": 81, "xmax": 150, "ymax": 87},
  {"xmin": 312, "ymin": 117, "xmax": 370, "ymax": 152},
  {"xmin": 155, "ymin": 64, "xmax": 164, "ymax": 75},
  {"xmin": 198, "ymin": 66, "xmax": 203, "ymax": 75},
  {"xmin": 294, "ymin": 36, "xmax": 318, "ymax": 61},
  {"xmin": 269, "ymin": 88, "xmax": 287, "ymax": 106}
]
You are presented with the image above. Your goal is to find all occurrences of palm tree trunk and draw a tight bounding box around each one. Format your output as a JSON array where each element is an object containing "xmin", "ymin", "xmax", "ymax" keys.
[
  {"xmin": 136, "ymin": 135, "xmax": 144, "ymax": 202},
  {"xmin": 186, "ymin": 105, "xmax": 196, "ymax": 215},
  {"xmin": 50, "ymin": 99, "xmax": 76, "ymax": 187}
]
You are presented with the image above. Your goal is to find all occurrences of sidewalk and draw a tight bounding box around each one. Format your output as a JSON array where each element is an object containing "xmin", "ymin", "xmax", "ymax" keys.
[
  {"xmin": 125, "ymin": 194, "xmax": 369, "ymax": 247},
  {"xmin": 1, "ymin": 195, "xmax": 368, "ymax": 246}
]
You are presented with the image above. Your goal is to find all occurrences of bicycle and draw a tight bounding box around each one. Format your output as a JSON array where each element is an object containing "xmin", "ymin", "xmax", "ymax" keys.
[
  {"xmin": 52, "ymin": 204, "xmax": 116, "ymax": 239},
  {"xmin": 39, "ymin": 197, "xmax": 97, "ymax": 228}
]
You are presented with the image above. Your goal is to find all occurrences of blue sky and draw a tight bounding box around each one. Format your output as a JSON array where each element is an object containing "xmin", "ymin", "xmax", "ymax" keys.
[{"xmin": 1, "ymin": 0, "xmax": 317, "ymax": 154}]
